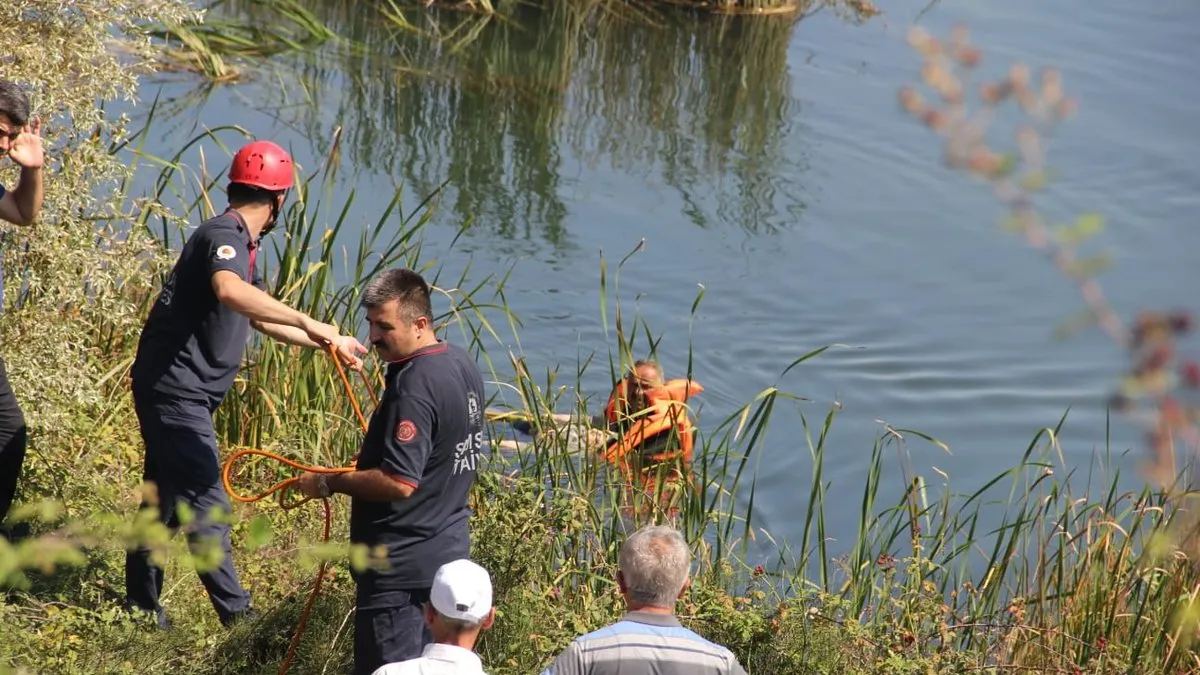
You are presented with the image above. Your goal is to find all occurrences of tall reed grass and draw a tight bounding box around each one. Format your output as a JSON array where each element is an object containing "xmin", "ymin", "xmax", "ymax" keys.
[
  {"xmin": 97, "ymin": 117, "xmax": 1200, "ymax": 673},
  {"xmin": 1, "ymin": 4, "xmax": 1196, "ymax": 674}
]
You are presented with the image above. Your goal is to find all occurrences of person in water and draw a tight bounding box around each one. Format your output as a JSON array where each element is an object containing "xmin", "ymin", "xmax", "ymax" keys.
[{"xmin": 498, "ymin": 359, "xmax": 703, "ymax": 485}]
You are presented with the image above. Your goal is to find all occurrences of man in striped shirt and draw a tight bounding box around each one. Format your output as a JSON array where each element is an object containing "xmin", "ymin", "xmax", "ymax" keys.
[{"xmin": 540, "ymin": 525, "xmax": 748, "ymax": 675}]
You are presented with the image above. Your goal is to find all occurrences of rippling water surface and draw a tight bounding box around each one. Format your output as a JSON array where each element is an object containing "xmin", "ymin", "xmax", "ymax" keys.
[{"xmin": 127, "ymin": 0, "xmax": 1200, "ymax": 558}]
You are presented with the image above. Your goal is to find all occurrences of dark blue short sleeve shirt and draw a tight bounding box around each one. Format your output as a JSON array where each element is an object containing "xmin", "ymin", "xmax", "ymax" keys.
[
  {"xmin": 131, "ymin": 210, "xmax": 264, "ymax": 409},
  {"xmin": 0, "ymin": 183, "xmax": 7, "ymax": 312},
  {"xmin": 350, "ymin": 340, "xmax": 487, "ymax": 595}
]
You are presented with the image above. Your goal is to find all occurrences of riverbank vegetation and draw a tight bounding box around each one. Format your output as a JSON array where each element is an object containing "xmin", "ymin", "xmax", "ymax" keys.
[
  {"xmin": 2, "ymin": 1, "xmax": 1198, "ymax": 674},
  {"xmin": 139, "ymin": 0, "xmax": 880, "ymax": 83}
]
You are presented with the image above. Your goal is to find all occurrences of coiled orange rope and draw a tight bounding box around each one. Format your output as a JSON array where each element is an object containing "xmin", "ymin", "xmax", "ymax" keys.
[{"xmin": 219, "ymin": 343, "xmax": 378, "ymax": 675}]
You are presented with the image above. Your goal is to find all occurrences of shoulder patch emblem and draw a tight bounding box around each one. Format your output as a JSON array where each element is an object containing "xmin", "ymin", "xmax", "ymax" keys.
[
  {"xmin": 215, "ymin": 245, "xmax": 237, "ymax": 261},
  {"xmin": 395, "ymin": 419, "xmax": 417, "ymax": 443}
]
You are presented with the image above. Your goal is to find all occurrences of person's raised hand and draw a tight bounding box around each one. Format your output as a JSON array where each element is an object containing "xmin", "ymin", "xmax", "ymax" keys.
[{"xmin": 9, "ymin": 118, "xmax": 43, "ymax": 170}]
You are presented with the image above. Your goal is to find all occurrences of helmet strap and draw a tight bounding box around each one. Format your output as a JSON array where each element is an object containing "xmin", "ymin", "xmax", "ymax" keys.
[{"xmin": 262, "ymin": 190, "xmax": 284, "ymax": 236}]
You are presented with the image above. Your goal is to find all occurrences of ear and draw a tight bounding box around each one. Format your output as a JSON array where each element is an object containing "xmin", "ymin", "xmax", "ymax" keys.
[
  {"xmin": 481, "ymin": 607, "xmax": 496, "ymax": 630},
  {"xmin": 424, "ymin": 603, "xmax": 436, "ymax": 626},
  {"xmin": 616, "ymin": 571, "xmax": 628, "ymax": 595},
  {"xmin": 677, "ymin": 577, "xmax": 691, "ymax": 600}
]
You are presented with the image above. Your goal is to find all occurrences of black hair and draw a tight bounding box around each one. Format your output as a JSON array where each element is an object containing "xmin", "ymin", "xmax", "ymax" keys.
[
  {"xmin": 361, "ymin": 268, "xmax": 434, "ymax": 324},
  {"xmin": 227, "ymin": 182, "xmax": 283, "ymax": 206},
  {"xmin": 0, "ymin": 80, "xmax": 31, "ymax": 127}
]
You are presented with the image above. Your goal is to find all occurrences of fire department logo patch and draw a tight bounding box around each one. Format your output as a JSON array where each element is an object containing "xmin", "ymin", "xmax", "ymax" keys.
[{"xmin": 395, "ymin": 419, "xmax": 417, "ymax": 443}]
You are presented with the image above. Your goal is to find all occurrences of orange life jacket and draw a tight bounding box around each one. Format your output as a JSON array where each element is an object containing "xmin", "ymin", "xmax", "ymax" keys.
[
  {"xmin": 604, "ymin": 378, "xmax": 703, "ymax": 427},
  {"xmin": 601, "ymin": 378, "xmax": 703, "ymax": 473}
]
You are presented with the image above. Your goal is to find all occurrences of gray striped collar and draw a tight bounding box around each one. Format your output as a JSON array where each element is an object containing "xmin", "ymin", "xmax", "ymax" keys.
[{"xmin": 621, "ymin": 611, "xmax": 682, "ymax": 627}]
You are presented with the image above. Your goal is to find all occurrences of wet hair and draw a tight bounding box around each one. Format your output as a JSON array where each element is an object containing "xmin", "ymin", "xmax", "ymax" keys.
[
  {"xmin": 0, "ymin": 80, "xmax": 31, "ymax": 127},
  {"xmin": 362, "ymin": 268, "xmax": 434, "ymax": 324},
  {"xmin": 632, "ymin": 359, "xmax": 664, "ymax": 387},
  {"xmin": 626, "ymin": 359, "xmax": 664, "ymax": 411}
]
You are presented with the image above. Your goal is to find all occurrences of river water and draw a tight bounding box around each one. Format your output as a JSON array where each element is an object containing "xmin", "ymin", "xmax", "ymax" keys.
[{"xmin": 126, "ymin": 0, "xmax": 1199, "ymax": 560}]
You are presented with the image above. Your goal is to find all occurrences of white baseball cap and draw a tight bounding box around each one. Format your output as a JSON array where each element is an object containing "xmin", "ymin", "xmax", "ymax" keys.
[{"xmin": 430, "ymin": 559, "xmax": 493, "ymax": 623}]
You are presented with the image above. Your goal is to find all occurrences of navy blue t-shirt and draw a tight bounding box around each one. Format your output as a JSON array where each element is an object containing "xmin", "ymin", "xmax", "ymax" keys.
[
  {"xmin": 131, "ymin": 210, "xmax": 264, "ymax": 410},
  {"xmin": 0, "ymin": 183, "xmax": 7, "ymax": 312},
  {"xmin": 350, "ymin": 340, "xmax": 486, "ymax": 597}
]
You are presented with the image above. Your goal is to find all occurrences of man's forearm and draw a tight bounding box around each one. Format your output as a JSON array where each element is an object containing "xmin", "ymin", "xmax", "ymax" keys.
[
  {"xmin": 216, "ymin": 275, "xmax": 312, "ymax": 329},
  {"xmin": 13, "ymin": 167, "xmax": 42, "ymax": 225},
  {"xmin": 253, "ymin": 320, "xmax": 323, "ymax": 348},
  {"xmin": 328, "ymin": 468, "xmax": 413, "ymax": 502}
]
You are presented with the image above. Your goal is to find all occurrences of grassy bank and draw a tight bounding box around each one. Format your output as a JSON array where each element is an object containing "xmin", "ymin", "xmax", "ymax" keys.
[{"xmin": 1, "ymin": 2, "xmax": 1198, "ymax": 675}]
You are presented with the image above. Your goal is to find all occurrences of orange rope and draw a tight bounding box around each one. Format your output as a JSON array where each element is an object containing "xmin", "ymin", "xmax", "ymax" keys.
[{"xmin": 220, "ymin": 343, "xmax": 375, "ymax": 675}]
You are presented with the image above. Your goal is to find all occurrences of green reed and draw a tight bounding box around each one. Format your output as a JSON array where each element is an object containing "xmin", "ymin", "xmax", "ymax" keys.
[
  {"xmin": 113, "ymin": 113, "xmax": 1200, "ymax": 672},
  {"xmin": 4, "ymin": 128, "xmax": 1195, "ymax": 675},
  {"xmin": 4, "ymin": 40, "xmax": 1197, "ymax": 675},
  {"xmin": 138, "ymin": 0, "xmax": 338, "ymax": 81}
]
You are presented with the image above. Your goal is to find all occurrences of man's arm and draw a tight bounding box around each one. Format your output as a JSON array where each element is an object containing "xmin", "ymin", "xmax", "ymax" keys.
[
  {"xmin": 326, "ymin": 469, "xmax": 414, "ymax": 501},
  {"xmin": 250, "ymin": 319, "xmax": 323, "ymax": 348},
  {"xmin": 0, "ymin": 119, "xmax": 45, "ymax": 226},
  {"xmin": 213, "ymin": 270, "xmax": 368, "ymax": 363},
  {"xmin": 213, "ymin": 270, "xmax": 319, "ymax": 331},
  {"xmin": 0, "ymin": 168, "xmax": 42, "ymax": 226},
  {"xmin": 253, "ymin": 320, "xmax": 368, "ymax": 360},
  {"xmin": 297, "ymin": 374, "xmax": 437, "ymax": 501}
]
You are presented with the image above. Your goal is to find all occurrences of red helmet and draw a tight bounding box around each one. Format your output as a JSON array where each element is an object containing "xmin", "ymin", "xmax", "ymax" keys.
[{"xmin": 228, "ymin": 140, "xmax": 294, "ymax": 191}]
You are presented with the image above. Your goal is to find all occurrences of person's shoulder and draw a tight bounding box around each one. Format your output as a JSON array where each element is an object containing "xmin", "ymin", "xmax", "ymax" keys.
[
  {"xmin": 198, "ymin": 211, "xmax": 239, "ymax": 231},
  {"xmin": 568, "ymin": 619, "xmax": 631, "ymax": 644},
  {"xmin": 186, "ymin": 213, "xmax": 238, "ymax": 243},
  {"xmin": 678, "ymin": 629, "xmax": 743, "ymax": 668},
  {"xmin": 405, "ymin": 342, "xmax": 466, "ymax": 376},
  {"xmin": 675, "ymin": 624, "xmax": 738, "ymax": 653},
  {"xmin": 445, "ymin": 342, "xmax": 483, "ymax": 376},
  {"xmin": 367, "ymin": 659, "xmax": 420, "ymax": 675}
]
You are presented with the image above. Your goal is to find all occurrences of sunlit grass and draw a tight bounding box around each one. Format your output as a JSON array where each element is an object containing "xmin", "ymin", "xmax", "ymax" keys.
[
  {"xmin": 1, "ymin": 3, "xmax": 1196, "ymax": 673},
  {"xmin": 113, "ymin": 115, "xmax": 1200, "ymax": 673}
]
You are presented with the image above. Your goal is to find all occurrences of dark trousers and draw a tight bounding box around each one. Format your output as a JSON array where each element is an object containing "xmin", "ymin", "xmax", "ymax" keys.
[
  {"xmin": 353, "ymin": 586, "xmax": 432, "ymax": 675},
  {"xmin": 0, "ymin": 357, "xmax": 28, "ymax": 539},
  {"xmin": 124, "ymin": 394, "xmax": 251, "ymax": 627}
]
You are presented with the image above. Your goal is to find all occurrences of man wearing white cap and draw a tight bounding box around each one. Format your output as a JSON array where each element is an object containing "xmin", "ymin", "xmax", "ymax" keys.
[{"xmin": 370, "ymin": 558, "xmax": 495, "ymax": 675}]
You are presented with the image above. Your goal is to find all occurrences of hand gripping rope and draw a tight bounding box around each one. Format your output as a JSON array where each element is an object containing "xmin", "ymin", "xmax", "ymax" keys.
[{"xmin": 219, "ymin": 344, "xmax": 378, "ymax": 675}]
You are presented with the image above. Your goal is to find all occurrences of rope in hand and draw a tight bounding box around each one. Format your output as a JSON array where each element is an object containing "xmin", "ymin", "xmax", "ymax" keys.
[{"xmin": 219, "ymin": 343, "xmax": 378, "ymax": 675}]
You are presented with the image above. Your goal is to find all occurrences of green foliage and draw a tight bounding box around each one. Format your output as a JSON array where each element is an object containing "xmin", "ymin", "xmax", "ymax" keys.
[
  {"xmin": 0, "ymin": 4, "xmax": 1196, "ymax": 675},
  {"xmin": 0, "ymin": 0, "xmax": 198, "ymax": 529}
]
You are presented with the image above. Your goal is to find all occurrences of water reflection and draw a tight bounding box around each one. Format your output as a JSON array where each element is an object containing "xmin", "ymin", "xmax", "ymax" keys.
[{"xmin": 216, "ymin": 1, "xmax": 807, "ymax": 243}]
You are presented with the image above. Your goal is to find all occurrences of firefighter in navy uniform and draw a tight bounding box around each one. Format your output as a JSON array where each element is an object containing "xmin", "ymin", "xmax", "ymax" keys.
[
  {"xmin": 125, "ymin": 140, "xmax": 368, "ymax": 629},
  {"xmin": 297, "ymin": 268, "xmax": 487, "ymax": 675}
]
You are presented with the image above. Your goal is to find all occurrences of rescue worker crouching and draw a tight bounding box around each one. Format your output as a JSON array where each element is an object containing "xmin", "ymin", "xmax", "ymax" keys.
[{"xmin": 124, "ymin": 140, "xmax": 368, "ymax": 630}]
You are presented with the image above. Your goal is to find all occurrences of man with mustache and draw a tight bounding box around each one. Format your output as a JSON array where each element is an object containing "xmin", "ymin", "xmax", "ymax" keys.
[{"xmin": 297, "ymin": 267, "xmax": 486, "ymax": 675}]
